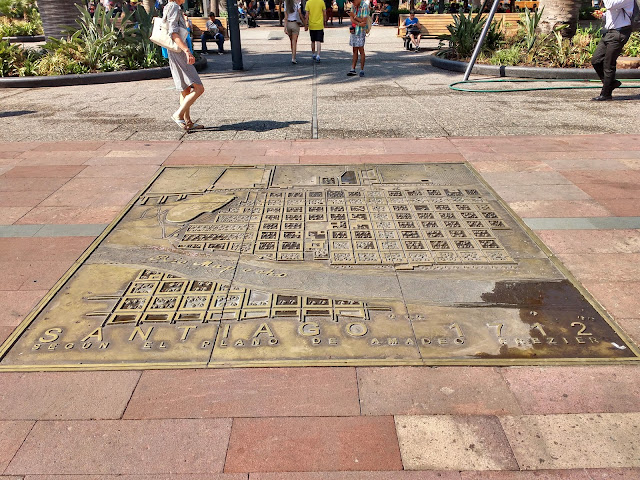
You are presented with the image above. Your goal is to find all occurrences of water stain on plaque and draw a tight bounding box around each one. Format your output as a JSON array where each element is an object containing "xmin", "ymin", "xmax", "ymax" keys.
[{"xmin": 473, "ymin": 280, "xmax": 634, "ymax": 359}]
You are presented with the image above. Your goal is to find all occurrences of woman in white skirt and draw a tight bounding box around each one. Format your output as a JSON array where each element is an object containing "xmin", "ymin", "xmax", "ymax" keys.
[
  {"xmin": 284, "ymin": 0, "xmax": 306, "ymax": 64},
  {"xmin": 164, "ymin": 0, "xmax": 205, "ymax": 130},
  {"xmin": 348, "ymin": 0, "xmax": 369, "ymax": 77}
]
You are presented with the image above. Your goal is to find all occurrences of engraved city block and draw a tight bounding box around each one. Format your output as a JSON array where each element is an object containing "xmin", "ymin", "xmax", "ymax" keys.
[{"xmin": 0, "ymin": 164, "xmax": 637, "ymax": 370}]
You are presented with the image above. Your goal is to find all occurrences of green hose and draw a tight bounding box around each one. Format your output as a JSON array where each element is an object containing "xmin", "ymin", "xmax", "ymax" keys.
[{"xmin": 449, "ymin": 78, "xmax": 640, "ymax": 93}]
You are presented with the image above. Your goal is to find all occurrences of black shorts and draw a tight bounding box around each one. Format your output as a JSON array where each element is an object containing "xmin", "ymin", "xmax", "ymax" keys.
[
  {"xmin": 310, "ymin": 29, "xmax": 324, "ymax": 43},
  {"xmin": 409, "ymin": 27, "xmax": 421, "ymax": 36}
]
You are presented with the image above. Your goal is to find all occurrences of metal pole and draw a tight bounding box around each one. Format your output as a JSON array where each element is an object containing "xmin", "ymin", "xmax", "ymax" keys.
[
  {"xmin": 463, "ymin": 0, "xmax": 498, "ymax": 81},
  {"xmin": 226, "ymin": 0, "xmax": 244, "ymax": 70}
]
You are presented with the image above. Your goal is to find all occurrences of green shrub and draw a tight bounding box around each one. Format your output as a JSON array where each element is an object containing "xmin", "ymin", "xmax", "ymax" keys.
[
  {"xmin": 0, "ymin": 18, "xmax": 43, "ymax": 37},
  {"xmin": 438, "ymin": 12, "xmax": 504, "ymax": 60},
  {"xmin": 489, "ymin": 45, "xmax": 523, "ymax": 66},
  {"xmin": 623, "ymin": 31, "xmax": 640, "ymax": 57}
]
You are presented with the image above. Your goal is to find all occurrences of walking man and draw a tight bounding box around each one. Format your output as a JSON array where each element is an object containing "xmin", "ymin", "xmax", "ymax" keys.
[
  {"xmin": 591, "ymin": 0, "xmax": 634, "ymax": 101},
  {"xmin": 306, "ymin": 0, "xmax": 326, "ymax": 62}
]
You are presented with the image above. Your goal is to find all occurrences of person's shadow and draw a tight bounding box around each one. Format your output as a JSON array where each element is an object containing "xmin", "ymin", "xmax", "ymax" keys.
[{"xmin": 188, "ymin": 119, "xmax": 309, "ymax": 133}]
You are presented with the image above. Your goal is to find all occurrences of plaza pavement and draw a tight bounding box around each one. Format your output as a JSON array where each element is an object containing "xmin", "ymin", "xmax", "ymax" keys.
[{"xmin": 0, "ymin": 22, "xmax": 639, "ymax": 480}]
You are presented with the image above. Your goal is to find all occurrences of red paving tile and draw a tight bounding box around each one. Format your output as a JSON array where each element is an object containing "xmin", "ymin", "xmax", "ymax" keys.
[
  {"xmin": 355, "ymin": 154, "xmax": 466, "ymax": 164},
  {"xmin": 24, "ymin": 476, "xmax": 246, "ymax": 480},
  {"xmin": 173, "ymin": 141, "xmax": 226, "ymax": 152},
  {"xmin": 587, "ymin": 468, "xmax": 640, "ymax": 479},
  {"xmin": 357, "ymin": 367, "xmax": 522, "ymax": 416},
  {"xmin": 0, "ymin": 261, "xmax": 77, "ymax": 291},
  {"xmin": 75, "ymin": 165, "xmax": 161, "ymax": 178},
  {"xmin": 508, "ymin": 200, "xmax": 611, "ymax": 218},
  {"xmin": 0, "ymin": 326, "xmax": 13, "ymax": 346},
  {"xmin": 616, "ymin": 318, "xmax": 640, "ymax": 346},
  {"xmin": 0, "ymin": 421, "xmax": 34, "ymax": 472},
  {"xmin": 0, "ymin": 142, "xmax": 40, "ymax": 152},
  {"xmin": 97, "ymin": 140, "xmax": 181, "ymax": 152},
  {"xmin": 584, "ymin": 281, "xmax": 640, "ymax": 319},
  {"xmin": 572, "ymin": 182, "xmax": 640, "ymax": 200},
  {"xmin": 0, "ymin": 372, "xmax": 141, "ymax": 420},
  {"xmin": 536, "ymin": 230, "xmax": 640, "ymax": 255},
  {"xmin": 163, "ymin": 155, "xmax": 236, "ymax": 166},
  {"xmin": 0, "ymin": 191, "xmax": 55, "ymax": 208},
  {"xmin": 0, "ymin": 291, "xmax": 48, "ymax": 327},
  {"xmin": 0, "ymin": 237, "xmax": 93, "ymax": 263},
  {"xmin": 31, "ymin": 142, "xmax": 105, "ymax": 152},
  {"xmin": 224, "ymin": 417, "xmax": 403, "ymax": 473},
  {"xmin": 557, "ymin": 253, "xmax": 640, "ymax": 283},
  {"xmin": 251, "ymin": 473, "xmax": 461, "ymax": 479},
  {"xmin": 0, "ymin": 178, "xmax": 69, "ymax": 194},
  {"xmin": 500, "ymin": 366, "xmax": 640, "ymax": 414},
  {"xmin": 460, "ymin": 471, "xmax": 591, "ymax": 479},
  {"xmin": 15, "ymin": 206, "xmax": 122, "ymax": 225},
  {"xmin": 1, "ymin": 166, "xmax": 86, "ymax": 178},
  {"xmin": 560, "ymin": 171, "xmax": 640, "ymax": 185},
  {"xmin": 124, "ymin": 368, "xmax": 359, "ymax": 419},
  {"xmin": 470, "ymin": 160, "xmax": 553, "ymax": 173},
  {"xmin": 232, "ymin": 155, "xmax": 300, "ymax": 165},
  {"xmin": 15, "ymin": 151, "xmax": 98, "ymax": 165},
  {"xmin": 6, "ymin": 419, "xmax": 232, "ymax": 475},
  {"xmin": 0, "ymin": 207, "xmax": 32, "ymax": 225},
  {"xmin": 84, "ymin": 156, "xmax": 169, "ymax": 166},
  {"xmin": 491, "ymin": 185, "xmax": 591, "ymax": 203},
  {"xmin": 597, "ymin": 198, "xmax": 640, "ymax": 216}
]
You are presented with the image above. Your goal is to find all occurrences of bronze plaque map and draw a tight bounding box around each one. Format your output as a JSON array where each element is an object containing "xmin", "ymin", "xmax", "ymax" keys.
[{"xmin": 1, "ymin": 164, "xmax": 638, "ymax": 370}]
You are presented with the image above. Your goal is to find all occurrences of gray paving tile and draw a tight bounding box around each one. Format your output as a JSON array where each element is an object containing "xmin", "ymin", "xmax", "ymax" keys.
[{"xmin": 0, "ymin": 225, "xmax": 42, "ymax": 237}]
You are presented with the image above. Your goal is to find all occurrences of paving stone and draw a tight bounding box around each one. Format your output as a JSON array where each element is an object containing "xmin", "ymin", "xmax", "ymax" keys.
[
  {"xmin": 492, "ymin": 185, "xmax": 591, "ymax": 203},
  {"xmin": 224, "ymin": 417, "xmax": 402, "ymax": 473},
  {"xmin": 480, "ymin": 172, "xmax": 573, "ymax": 187},
  {"xmin": 470, "ymin": 160, "xmax": 553, "ymax": 173},
  {"xmin": 232, "ymin": 155, "xmax": 300, "ymax": 165},
  {"xmin": 84, "ymin": 156, "xmax": 168, "ymax": 166},
  {"xmin": 6, "ymin": 419, "xmax": 232, "ymax": 475},
  {"xmin": 500, "ymin": 366, "xmax": 640, "ymax": 414},
  {"xmin": 31, "ymin": 142, "xmax": 105, "ymax": 152},
  {"xmin": 75, "ymin": 165, "xmax": 161, "ymax": 178},
  {"xmin": 1, "ymin": 166, "xmax": 85, "ymax": 178},
  {"xmin": 509, "ymin": 201, "xmax": 611, "ymax": 219},
  {"xmin": 125, "ymin": 367, "xmax": 359, "ymax": 419},
  {"xmin": 587, "ymin": 468, "xmax": 640, "ymax": 479},
  {"xmin": 500, "ymin": 413, "xmax": 640, "ymax": 470},
  {"xmin": 0, "ymin": 327, "xmax": 12, "ymax": 345},
  {"xmin": 616, "ymin": 318, "xmax": 640, "ymax": 346},
  {"xmin": 583, "ymin": 281, "xmax": 640, "ymax": 319},
  {"xmin": 0, "ymin": 191, "xmax": 54, "ymax": 208},
  {"xmin": 358, "ymin": 367, "xmax": 522, "ymax": 416},
  {"xmin": 573, "ymin": 182, "xmax": 640, "ymax": 201},
  {"xmin": 0, "ymin": 178, "xmax": 69, "ymax": 194},
  {"xmin": 0, "ymin": 291, "xmax": 48, "ymax": 327},
  {"xmin": 556, "ymin": 253, "xmax": 640, "ymax": 283},
  {"xmin": 0, "ymin": 372, "xmax": 141, "ymax": 420},
  {"xmin": 24, "ymin": 475, "xmax": 246, "ymax": 480},
  {"xmin": 459, "ymin": 470, "xmax": 591, "ymax": 479},
  {"xmin": 16, "ymin": 206, "xmax": 122, "ymax": 225},
  {"xmin": 0, "ymin": 208, "xmax": 31, "ymax": 225},
  {"xmin": 395, "ymin": 416, "xmax": 518, "ymax": 471},
  {"xmin": 536, "ymin": 230, "xmax": 640, "ymax": 254},
  {"xmin": 163, "ymin": 155, "xmax": 236, "ymax": 165},
  {"xmin": 0, "ymin": 237, "xmax": 93, "ymax": 263},
  {"xmin": 598, "ymin": 198, "xmax": 640, "ymax": 217},
  {"xmin": 0, "ymin": 421, "xmax": 34, "ymax": 472},
  {"xmin": 0, "ymin": 260, "xmax": 76, "ymax": 291},
  {"xmin": 251, "ymin": 473, "xmax": 461, "ymax": 479}
]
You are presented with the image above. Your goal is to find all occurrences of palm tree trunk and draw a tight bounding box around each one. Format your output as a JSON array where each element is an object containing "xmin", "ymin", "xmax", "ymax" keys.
[
  {"xmin": 39, "ymin": 0, "xmax": 83, "ymax": 38},
  {"xmin": 538, "ymin": 0, "xmax": 580, "ymax": 37},
  {"xmin": 142, "ymin": 0, "xmax": 154, "ymax": 12}
]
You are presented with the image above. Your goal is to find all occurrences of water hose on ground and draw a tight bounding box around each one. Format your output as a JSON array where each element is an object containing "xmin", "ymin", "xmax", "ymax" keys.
[{"xmin": 449, "ymin": 78, "xmax": 640, "ymax": 93}]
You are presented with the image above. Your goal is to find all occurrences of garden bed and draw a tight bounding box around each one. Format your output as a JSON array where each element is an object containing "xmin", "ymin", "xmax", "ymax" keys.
[{"xmin": 0, "ymin": 55, "xmax": 207, "ymax": 88}]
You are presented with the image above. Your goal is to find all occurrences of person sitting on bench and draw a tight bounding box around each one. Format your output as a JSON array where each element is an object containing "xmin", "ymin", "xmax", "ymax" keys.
[
  {"xmin": 401, "ymin": 10, "xmax": 421, "ymax": 51},
  {"xmin": 201, "ymin": 12, "xmax": 226, "ymax": 54}
]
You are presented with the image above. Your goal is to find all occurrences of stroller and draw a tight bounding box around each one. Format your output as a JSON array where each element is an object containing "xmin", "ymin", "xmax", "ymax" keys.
[{"xmin": 238, "ymin": 6, "xmax": 249, "ymax": 27}]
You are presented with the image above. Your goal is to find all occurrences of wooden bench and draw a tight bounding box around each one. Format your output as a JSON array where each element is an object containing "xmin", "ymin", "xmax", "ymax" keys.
[
  {"xmin": 397, "ymin": 12, "xmax": 521, "ymax": 38},
  {"xmin": 188, "ymin": 16, "xmax": 229, "ymax": 40}
]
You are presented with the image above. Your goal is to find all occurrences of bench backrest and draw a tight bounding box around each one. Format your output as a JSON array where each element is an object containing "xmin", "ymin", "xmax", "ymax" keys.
[
  {"xmin": 188, "ymin": 16, "xmax": 229, "ymax": 39},
  {"xmin": 397, "ymin": 12, "xmax": 521, "ymax": 37}
]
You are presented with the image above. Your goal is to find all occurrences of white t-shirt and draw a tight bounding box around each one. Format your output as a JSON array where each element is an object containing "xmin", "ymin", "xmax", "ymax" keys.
[{"xmin": 287, "ymin": 1, "xmax": 302, "ymax": 21}]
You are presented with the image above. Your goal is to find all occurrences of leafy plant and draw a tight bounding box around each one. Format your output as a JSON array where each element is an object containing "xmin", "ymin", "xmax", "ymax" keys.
[
  {"xmin": 0, "ymin": 18, "xmax": 42, "ymax": 36},
  {"xmin": 519, "ymin": 6, "xmax": 543, "ymax": 52},
  {"xmin": 439, "ymin": 11, "xmax": 504, "ymax": 60},
  {"xmin": 489, "ymin": 45, "xmax": 523, "ymax": 66},
  {"xmin": 623, "ymin": 31, "xmax": 640, "ymax": 57}
]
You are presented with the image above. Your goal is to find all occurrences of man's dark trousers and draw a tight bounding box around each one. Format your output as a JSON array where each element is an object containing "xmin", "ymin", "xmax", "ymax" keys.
[
  {"xmin": 201, "ymin": 31, "xmax": 225, "ymax": 53},
  {"xmin": 591, "ymin": 26, "xmax": 632, "ymax": 96}
]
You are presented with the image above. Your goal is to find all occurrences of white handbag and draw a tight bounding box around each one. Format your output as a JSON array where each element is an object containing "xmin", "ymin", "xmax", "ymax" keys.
[{"xmin": 150, "ymin": 17, "xmax": 188, "ymax": 53}]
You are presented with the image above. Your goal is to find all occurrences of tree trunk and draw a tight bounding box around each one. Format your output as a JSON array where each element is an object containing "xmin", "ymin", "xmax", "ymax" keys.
[
  {"xmin": 39, "ymin": 0, "xmax": 83, "ymax": 38},
  {"xmin": 438, "ymin": 0, "xmax": 445, "ymax": 13},
  {"xmin": 538, "ymin": 0, "xmax": 580, "ymax": 37},
  {"xmin": 142, "ymin": 0, "xmax": 154, "ymax": 12}
]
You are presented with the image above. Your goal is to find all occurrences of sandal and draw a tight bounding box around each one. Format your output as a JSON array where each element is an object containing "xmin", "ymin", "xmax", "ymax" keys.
[
  {"xmin": 172, "ymin": 115, "xmax": 188, "ymax": 130},
  {"xmin": 186, "ymin": 121, "xmax": 204, "ymax": 131}
]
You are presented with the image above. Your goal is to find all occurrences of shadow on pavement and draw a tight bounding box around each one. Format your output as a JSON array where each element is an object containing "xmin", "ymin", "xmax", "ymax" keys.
[{"xmin": 189, "ymin": 119, "xmax": 309, "ymax": 133}]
